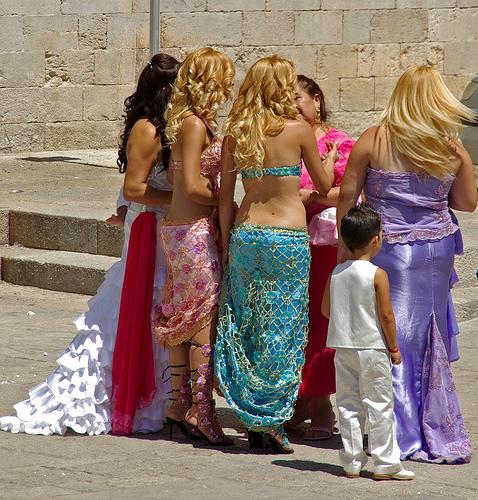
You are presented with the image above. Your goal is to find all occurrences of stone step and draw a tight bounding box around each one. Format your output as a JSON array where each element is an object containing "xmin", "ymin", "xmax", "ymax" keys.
[
  {"xmin": 452, "ymin": 287, "xmax": 478, "ymax": 323},
  {"xmin": 5, "ymin": 210, "xmax": 123, "ymax": 258},
  {"xmin": 1, "ymin": 208, "xmax": 476, "ymax": 296},
  {"xmin": 0, "ymin": 245, "xmax": 118, "ymax": 295}
]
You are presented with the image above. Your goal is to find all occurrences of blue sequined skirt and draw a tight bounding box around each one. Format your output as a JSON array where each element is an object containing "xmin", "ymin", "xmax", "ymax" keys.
[{"xmin": 214, "ymin": 224, "xmax": 311, "ymax": 430}]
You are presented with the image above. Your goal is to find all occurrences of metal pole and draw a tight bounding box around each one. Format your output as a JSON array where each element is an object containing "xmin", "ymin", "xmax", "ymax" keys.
[{"xmin": 150, "ymin": 0, "xmax": 160, "ymax": 58}]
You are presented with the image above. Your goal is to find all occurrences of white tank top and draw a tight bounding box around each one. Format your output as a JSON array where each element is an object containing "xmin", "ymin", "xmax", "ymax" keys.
[{"xmin": 326, "ymin": 260, "xmax": 387, "ymax": 350}]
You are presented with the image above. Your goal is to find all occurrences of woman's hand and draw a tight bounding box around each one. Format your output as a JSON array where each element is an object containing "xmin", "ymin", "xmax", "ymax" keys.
[
  {"xmin": 105, "ymin": 205, "xmax": 128, "ymax": 228},
  {"xmin": 105, "ymin": 213, "xmax": 126, "ymax": 228},
  {"xmin": 299, "ymin": 189, "xmax": 314, "ymax": 205},
  {"xmin": 325, "ymin": 141, "xmax": 339, "ymax": 164}
]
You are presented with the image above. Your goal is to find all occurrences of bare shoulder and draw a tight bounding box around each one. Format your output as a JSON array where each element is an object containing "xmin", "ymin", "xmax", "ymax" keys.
[
  {"xmin": 358, "ymin": 125, "xmax": 381, "ymax": 144},
  {"xmin": 127, "ymin": 119, "xmax": 161, "ymax": 157},
  {"xmin": 130, "ymin": 118, "xmax": 158, "ymax": 141},
  {"xmin": 283, "ymin": 119, "xmax": 314, "ymax": 143},
  {"xmin": 181, "ymin": 114, "xmax": 207, "ymax": 136},
  {"xmin": 285, "ymin": 118, "xmax": 310, "ymax": 133},
  {"xmin": 349, "ymin": 126, "xmax": 382, "ymax": 159}
]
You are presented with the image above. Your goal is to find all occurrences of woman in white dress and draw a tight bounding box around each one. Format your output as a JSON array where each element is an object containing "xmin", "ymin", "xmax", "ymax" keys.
[{"xmin": 0, "ymin": 53, "xmax": 181, "ymax": 436}]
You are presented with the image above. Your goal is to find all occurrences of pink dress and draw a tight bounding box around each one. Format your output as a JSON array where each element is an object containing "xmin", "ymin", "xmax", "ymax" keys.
[
  {"xmin": 298, "ymin": 128, "xmax": 355, "ymax": 398},
  {"xmin": 152, "ymin": 136, "xmax": 222, "ymax": 346}
]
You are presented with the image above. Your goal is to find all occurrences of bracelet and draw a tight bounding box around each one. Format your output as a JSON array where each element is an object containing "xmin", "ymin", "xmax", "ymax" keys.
[{"xmin": 388, "ymin": 346, "xmax": 399, "ymax": 354}]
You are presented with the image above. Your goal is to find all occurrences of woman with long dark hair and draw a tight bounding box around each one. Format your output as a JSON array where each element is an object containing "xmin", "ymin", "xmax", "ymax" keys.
[{"xmin": 0, "ymin": 53, "xmax": 180, "ymax": 436}]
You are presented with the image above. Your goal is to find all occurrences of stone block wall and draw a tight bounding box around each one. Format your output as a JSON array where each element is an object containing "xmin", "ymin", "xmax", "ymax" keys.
[
  {"xmin": 0, "ymin": 0, "xmax": 476, "ymax": 152},
  {"xmin": 0, "ymin": 1, "xmax": 148, "ymax": 153}
]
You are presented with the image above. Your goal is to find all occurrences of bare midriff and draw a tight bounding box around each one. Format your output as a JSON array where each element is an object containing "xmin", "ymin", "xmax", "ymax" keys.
[
  {"xmin": 166, "ymin": 170, "xmax": 216, "ymax": 221},
  {"xmin": 236, "ymin": 175, "xmax": 307, "ymax": 229}
]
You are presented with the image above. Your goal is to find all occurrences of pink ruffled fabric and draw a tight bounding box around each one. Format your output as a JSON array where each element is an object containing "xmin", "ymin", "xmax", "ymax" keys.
[
  {"xmin": 300, "ymin": 128, "xmax": 355, "ymax": 245},
  {"xmin": 300, "ymin": 128, "xmax": 355, "ymax": 192}
]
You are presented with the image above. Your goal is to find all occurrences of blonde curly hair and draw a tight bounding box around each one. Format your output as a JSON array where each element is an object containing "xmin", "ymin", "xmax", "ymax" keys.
[
  {"xmin": 224, "ymin": 55, "xmax": 299, "ymax": 171},
  {"xmin": 380, "ymin": 65, "xmax": 476, "ymax": 178},
  {"xmin": 165, "ymin": 47, "xmax": 234, "ymax": 144}
]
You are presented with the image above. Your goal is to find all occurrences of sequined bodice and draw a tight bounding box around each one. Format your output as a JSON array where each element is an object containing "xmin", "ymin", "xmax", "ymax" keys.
[
  {"xmin": 170, "ymin": 137, "xmax": 222, "ymax": 178},
  {"xmin": 364, "ymin": 168, "xmax": 457, "ymax": 244},
  {"xmin": 241, "ymin": 164, "xmax": 302, "ymax": 179}
]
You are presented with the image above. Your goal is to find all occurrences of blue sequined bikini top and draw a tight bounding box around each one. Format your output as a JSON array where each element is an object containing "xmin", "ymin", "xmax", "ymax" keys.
[{"xmin": 241, "ymin": 164, "xmax": 302, "ymax": 179}]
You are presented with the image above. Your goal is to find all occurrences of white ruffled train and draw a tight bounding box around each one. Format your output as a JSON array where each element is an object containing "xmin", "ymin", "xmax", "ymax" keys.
[{"xmin": 0, "ymin": 205, "xmax": 170, "ymax": 435}]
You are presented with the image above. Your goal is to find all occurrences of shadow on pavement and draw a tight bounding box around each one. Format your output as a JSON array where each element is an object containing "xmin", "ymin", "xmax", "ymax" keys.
[
  {"xmin": 21, "ymin": 156, "xmax": 113, "ymax": 169},
  {"xmin": 272, "ymin": 459, "xmax": 344, "ymax": 477},
  {"xmin": 287, "ymin": 429, "xmax": 343, "ymax": 450}
]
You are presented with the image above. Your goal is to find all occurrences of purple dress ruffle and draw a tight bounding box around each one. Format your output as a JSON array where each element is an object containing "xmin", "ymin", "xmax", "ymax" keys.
[{"xmin": 365, "ymin": 169, "xmax": 472, "ymax": 464}]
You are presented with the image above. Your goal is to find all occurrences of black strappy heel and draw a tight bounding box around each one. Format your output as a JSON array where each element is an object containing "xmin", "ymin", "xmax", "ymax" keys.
[
  {"xmin": 165, "ymin": 416, "xmax": 189, "ymax": 439},
  {"xmin": 247, "ymin": 430, "xmax": 266, "ymax": 450},
  {"xmin": 264, "ymin": 426, "xmax": 294, "ymax": 454},
  {"xmin": 162, "ymin": 364, "xmax": 195, "ymax": 440}
]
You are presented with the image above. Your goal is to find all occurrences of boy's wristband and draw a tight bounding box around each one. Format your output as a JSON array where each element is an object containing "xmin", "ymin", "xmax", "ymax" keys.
[{"xmin": 388, "ymin": 346, "xmax": 399, "ymax": 354}]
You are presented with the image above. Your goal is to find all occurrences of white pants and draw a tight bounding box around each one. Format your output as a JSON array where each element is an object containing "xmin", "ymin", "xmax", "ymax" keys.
[{"xmin": 335, "ymin": 348, "xmax": 402, "ymax": 474}]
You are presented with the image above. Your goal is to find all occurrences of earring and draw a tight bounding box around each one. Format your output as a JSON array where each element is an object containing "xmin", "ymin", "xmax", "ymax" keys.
[{"xmin": 314, "ymin": 107, "xmax": 322, "ymax": 124}]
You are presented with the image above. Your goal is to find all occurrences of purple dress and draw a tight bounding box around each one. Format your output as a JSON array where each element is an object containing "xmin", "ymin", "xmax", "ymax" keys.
[{"xmin": 365, "ymin": 168, "xmax": 472, "ymax": 464}]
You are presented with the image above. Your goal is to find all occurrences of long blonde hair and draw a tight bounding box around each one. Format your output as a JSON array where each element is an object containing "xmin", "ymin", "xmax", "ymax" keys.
[
  {"xmin": 380, "ymin": 65, "xmax": 475, "ymax": 177},
  {"xmin": 165, "ymin": 47, "xmax": 234, "ymax": 144},
  {"xmin": 224, "ymin": 55, "xmax": 299, "ymax": 171}
]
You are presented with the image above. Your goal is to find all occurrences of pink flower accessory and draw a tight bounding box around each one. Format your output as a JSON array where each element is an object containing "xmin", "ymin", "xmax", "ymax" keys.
[
  {"xmin": 194, "ymin": 241, "xmax": 206, "ymax": 254},
  {"xmin": 195, "ymin": 279, "xmax": 207, "ymax": 292},
  {"xmin": 152, "ymin": 304, "xmax": 164, "ymax": 322},
  {"xmin": 180, "ymin": 384, "xmax": 190, "ymax": 394},
  {"xmin": 175, "ymin": 229, "xmax": 188, "ymax": 241},
  {"xmin": 179, "ymin": 299, "xmax": 190, "ymax": 311},
  {"xmin": 173, "ymin": 282, "xmax": 186, "ymax": 294},
  {"xmin": 161, "ymin": 303, "xmax": 174, "ymax": 316},
  {"xmin": 196, "ymin": 391, "xmax": 207, "ymax": 402},
  {"xmin": 182, "ymin": 263, "xmax": 192, "ymax": 274},
  {"xmin": 198, "ymin": 401, "xmax": 210, "ymax": 414},
  {"xmin": 198, "ymin": 363, "xmax": 212, "ymax": 376},
  {"xmin": 201, "ymin": 344, "xmax": 213, "ymax": 357}
]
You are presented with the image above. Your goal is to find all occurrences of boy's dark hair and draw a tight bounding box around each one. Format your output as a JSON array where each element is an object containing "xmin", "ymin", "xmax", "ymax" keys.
[{"xmin": 341, "ymin": 204, "xmax": 382, "ymax": 252}]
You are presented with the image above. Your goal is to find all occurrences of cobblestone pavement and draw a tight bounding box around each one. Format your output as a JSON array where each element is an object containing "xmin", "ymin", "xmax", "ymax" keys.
[{"xmin": 0, "ymin": 282, "xmax": 476, "ymax": 500}]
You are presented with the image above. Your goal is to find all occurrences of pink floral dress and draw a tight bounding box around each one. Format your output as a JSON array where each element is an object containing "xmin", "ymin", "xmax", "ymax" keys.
[{"xmin": 152, "ymin": 136, "xmax": 222, "ymax": 347}]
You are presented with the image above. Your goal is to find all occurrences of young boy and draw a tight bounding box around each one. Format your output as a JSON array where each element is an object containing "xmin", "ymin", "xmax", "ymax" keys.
[{"xmin": 322, "ymin": 204, "xmax": 415, "ymax": 481}]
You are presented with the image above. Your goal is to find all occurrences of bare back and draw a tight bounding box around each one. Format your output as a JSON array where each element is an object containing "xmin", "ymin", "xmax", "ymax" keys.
[
  {"xmin": 167, "ymin": 116, "xmax": 220, "ymax": 220},
  {"xmin": 369, "ymin": 125, "xmax": 461, "ymax": 175},
  {"xmin": 236, "ymin": 120, "xmax": 307, "ymax": 228}
]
